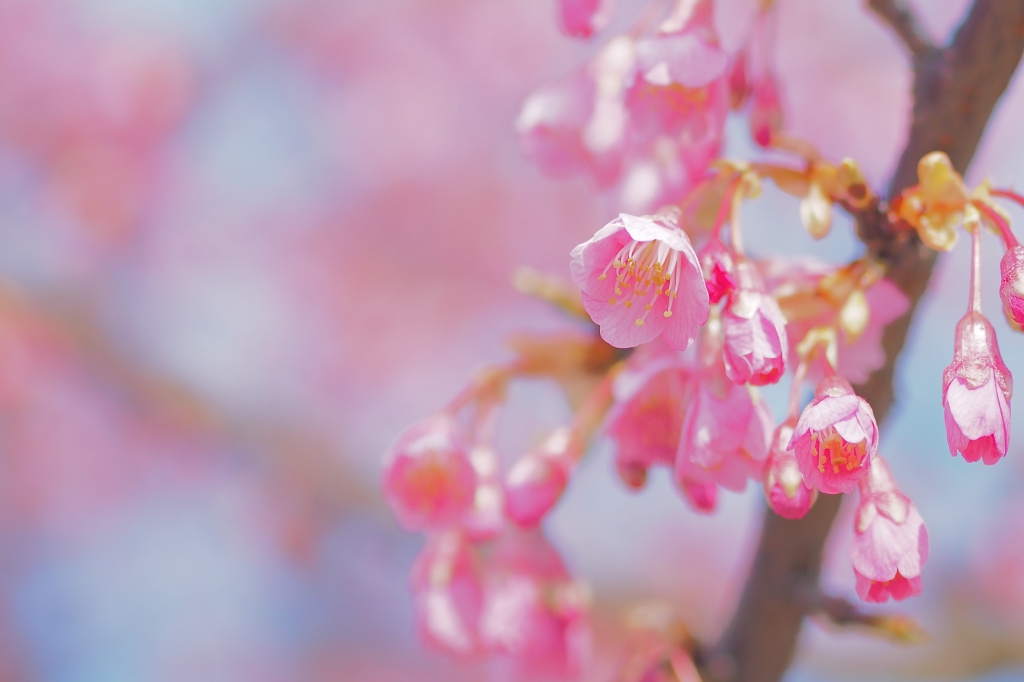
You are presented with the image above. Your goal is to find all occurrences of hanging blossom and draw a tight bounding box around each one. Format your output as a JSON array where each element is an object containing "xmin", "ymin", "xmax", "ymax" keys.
[
  {"xmin": 571, "ymin": 209, "xmax": 709, "ymax": 350},
  {"xmin": 762, "ymin": 419, "xmax": 816, "ymax": 519},
  {"xmin": 721, "ymin": 258, "xmax": 788, "ymax": 386},
  {"xmin": 851, "ymin": 457, "xmax": 929, "ymax": 603},
  {"xmin": 944, "ymin": 212, "xmax": 1013, "ymax": 465},
  {"xmin": 789, "ymin": 374, "xmax": 878, "ymax": 495}
]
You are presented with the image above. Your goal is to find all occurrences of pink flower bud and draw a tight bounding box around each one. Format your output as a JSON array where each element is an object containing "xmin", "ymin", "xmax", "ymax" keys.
[
  {"xmin": 697, "ymin": 239, "xmax": 736, "ymax": 304},
  {"xmin": 504, "ymin": 429, "xmax": 575, "ymax": 527},
  {"xmin": 762, "ymin": 421, "xmax": 817, "ymax": 519},
  {"xmin": 789, "ymin": 376, "xmax": 877, "ymax": 494},
  {"xmin": 943, "ymin": 312, "xmax": 1013, "ymax": 464},
  {"xmin": 461, "ymin": 445, "xmax": 505, "ymax": 541},
  {"xmin": 727, "ymin": 49, "xmax": 749, "ymax": 110},
  {"xmin": 1000, "ymin": 245, "xmax": 1024, "ymax": 327},
  {"xmin": 480, "ymin": 530, "xmax": 591, "ymax": 678},
  {"xmin": 851, "ymin": 457, "xmax": 928, "ymax": 603},
  {"xmin": 410, "ymin": 532, "xmax": 483, "ymax": 656},
  {"xmin": 748, "ymin": 74, "xmax": 783, "ymax": 147},
  {"xmin": 556, "ymin": 0, "xmax": 613, "ymax": 39},
  {"xmin": 382, "ymin": 415, "xmax": 477, "ymax": 531},
  {"xmin": 722, "ymin": 260, "xmax": 787, "ymax": 386},
  {"xmin": 570, "ymin": 212, "xmax": 710, "ymax": 351}
]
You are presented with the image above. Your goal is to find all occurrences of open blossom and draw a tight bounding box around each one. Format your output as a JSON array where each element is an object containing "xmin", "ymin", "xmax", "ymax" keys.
[
  {"xmin": 1000, "ymin": 245, "xmax": 1024, "ymax": 327},
  {"xmin": 722, "ymin": 260, "xmax": 787, "ymax": 386},
  {"xmin": 570, "ymin": 211, "xmax": 709, "ymax": 350},
  {"xmin": 516, "ymin": 37, "xmax": 632, "ymax": 188},
  {"xmin": 383, "ymin": 414, "xmax": 477, "ymax": 531},
  {"xmin": 480, "ymin": 530, "xmax": 591, "ymax": 679},
  {"xmin": 851, "ymin": 457, "xmax": 929, "ymax": 603},
  {"xmin": 411, "ymin": 532, "xmax": 483, "ymax": 656},
  {"xmin": 697, "ymin": 238, "xmax": 736, "ymax": 304},
  {"xmin": 625, "ymin": 0, "xmax": 728, "ymax": 170},
  {"xmin": 676, "ymin": 362, "xmax": 773, "ymax": 493},
  {"xmin": 605, "ymin": 345, "xmax": 691, "ymax": 490},
  {"xmin": 762, "ymin": 421, "xmax": 817, "ymax": 520},
  {"xmin": 504, "ymin": 428, "xmax": 577, "ymax": 527},
  {"xmin": 556, "ymin": 0, "xmax": 613, "ymax": 39},
  {"xmin": 943, "ymin": 312, "xmax": 1012, "ymax": 464},
  {"xmin": 789, "ymin": 376, "xmax": 877, "ymax": 495}
]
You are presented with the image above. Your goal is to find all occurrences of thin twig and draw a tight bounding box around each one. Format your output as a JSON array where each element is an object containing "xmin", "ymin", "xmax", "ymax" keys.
[{"xmin": 867, "ymin": 0, "xmax": 934, "ymax": 56}]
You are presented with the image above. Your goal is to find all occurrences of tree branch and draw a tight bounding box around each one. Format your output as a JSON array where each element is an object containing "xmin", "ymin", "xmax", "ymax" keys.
[
  {"xmin": 867, "ymin": 0, "xmax": 934, "ymax": 56},
  {"xmin": 701, "ymin": 2, "xmax": 1024, "ymax": 681}
]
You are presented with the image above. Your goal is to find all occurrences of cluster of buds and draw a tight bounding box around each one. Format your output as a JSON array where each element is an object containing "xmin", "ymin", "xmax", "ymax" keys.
[{"xmin": 382, "ymin": 333, "xmax": 620, "ymax": 674}]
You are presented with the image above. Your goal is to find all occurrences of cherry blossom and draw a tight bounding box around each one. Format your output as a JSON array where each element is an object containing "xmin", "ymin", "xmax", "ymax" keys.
[
  {"xmin": 762, "ymin": 420, "xmax": 816, "ymax": 520},
  {"xmin": 570, "ymin": 211, "xmax": 709, "ymax": 350},
  {"xmin": 789, "ymin": 376, "xmax": 878, "ymax": 495},
  {"xmin": 556, "ymin": 0, "xmax": 614, "ymax": 39},
  {"xmin": 851, "ymin": 457, "xmax": 929, "ymax": 603},
  {"xmin": 721, "ymin": 259, "xmax": 787, "ymax": 386},
  {"xmin": 410, "ymin": 532, "xmax": 484, "ymax": 656}
]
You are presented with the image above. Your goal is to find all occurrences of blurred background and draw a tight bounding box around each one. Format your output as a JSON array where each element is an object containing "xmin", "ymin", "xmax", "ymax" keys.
[{"xmin": 0, "ymin": 0, "xmax": 1023, "ymax": 679}]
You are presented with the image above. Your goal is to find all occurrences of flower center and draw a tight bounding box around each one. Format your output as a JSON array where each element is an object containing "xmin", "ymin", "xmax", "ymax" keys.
[
  {"xmin": 599, "ymin": 239, "xmax": 681, "ymax": 326},
  {"xmin": 812, "ymin": 427, "xmax": 866, "ymax": 474}
]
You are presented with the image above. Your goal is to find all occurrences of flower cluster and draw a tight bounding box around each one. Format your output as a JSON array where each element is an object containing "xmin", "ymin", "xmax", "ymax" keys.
[{"xmin": 383, "ymin": 0, "xmax": 1024, "ymax": 674}]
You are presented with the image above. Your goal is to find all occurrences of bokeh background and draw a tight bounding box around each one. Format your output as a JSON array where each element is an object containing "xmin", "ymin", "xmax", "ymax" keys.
[{"xmin": 0, "ymin": 0, "xmax": 1023, "ymax": 680}]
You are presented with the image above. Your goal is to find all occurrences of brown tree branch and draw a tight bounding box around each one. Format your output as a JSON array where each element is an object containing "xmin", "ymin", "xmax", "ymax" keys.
[
  {"xmin": 867, "ymin": 0, "xmax": 934, "ymax": 56},
  {"xmin": 700, "ymin": 2, "xmax": 1024, "ymax": 681}
]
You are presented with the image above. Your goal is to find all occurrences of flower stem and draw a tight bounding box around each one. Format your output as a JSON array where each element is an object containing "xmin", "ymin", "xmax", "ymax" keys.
[
  {"xmin": 972, "ymin": 198, "xmax": 1019, "ymax": 249},
  {"xmin": 969, "ymin": 219, "xmax": 983, "ymax": 314}
]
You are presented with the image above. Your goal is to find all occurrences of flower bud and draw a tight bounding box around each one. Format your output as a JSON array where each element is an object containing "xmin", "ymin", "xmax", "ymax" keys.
[
  {"xmin": 504, "ymin": 428, "xmax": 576, "ymax": 526},
  {"xmin": 763, "ymin": 421, "xmax": 817, "ymax": 519},
  {"xmin": 1000, "ymin": 245, "xmax": 1024, "ymax": 328},
  {"xmin": 383, "ymin": 415, "xmax": 477, "ymax": 531}
]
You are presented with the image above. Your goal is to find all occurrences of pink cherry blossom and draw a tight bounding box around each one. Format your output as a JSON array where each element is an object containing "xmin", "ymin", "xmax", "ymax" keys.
[
  {"xmin": 762, "ymin": 421, "xmax": 817, "ymax": 520},
  {"xmin": 677, "ymin": 476, "xmax": 717, "ymax": 513},
  {"xmin": 462, "ymin": 444, "xmax": 505, "ymax": 541},
  {"xmin": 943, "ymin": 312, "xmax": 1013, "ymax": 465},
  {"xmin": 410, "ymin": 532, "xmax": 483, "ymax": 656},
  {"xmin": 1000, "ymin": 245, "xmax": 1024, "ymax": 326},
  {"xmin": 851, "ymin": 457, "xmax": 928, "ymax": 603},
  {"xmin": 556, "ymin": 0, "xmax": 613, "ymax": 39},
  {"xmin": 625, "ymin": 0, "xmax": 729, "ymax": 144},
  {"xmin": 382, "ymin": 414, "xmax": 477, "ymax": 531},
  {"xmin": 605, "ymin": 345, "xmax": 691, "ymax": 490},
  {"xmin": 697, "ymin": 238, "xmax": 736, "ymax": 304},
  {"xmin": 504, "ymin": 428, "xmax": 576, "ymax": 527},
  {"xmin": 516, "ymin": 38, "xmax": 632, "ymax": 188},
  {"xmin": 570, "ymin": 211, "xmax": 709, "ymax": 350},
  {"xmin": 676, "ymin": 365, "xmax": 773, "ymax": 493},
  {"xmin": 722, "ymin": 260, "xmax": 787, "ymax": 386},
  {"xmin": 748, "ymin": 74, "xmax": 783, "ymax": 147},
  {"xmin": 480, "ymin": 530, "xmax": 591, "ymax": 679},
  {"xmin": 789, "ymin": 376, "xmax": 877, "ymax": 495}
]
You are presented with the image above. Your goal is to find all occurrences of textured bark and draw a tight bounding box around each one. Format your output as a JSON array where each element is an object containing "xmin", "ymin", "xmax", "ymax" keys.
[{"xmin": 700, "ymin": 2, "xmax": 1024, "ymax": 681}]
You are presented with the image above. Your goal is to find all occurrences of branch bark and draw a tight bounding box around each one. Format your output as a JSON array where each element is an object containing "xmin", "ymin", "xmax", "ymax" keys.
[
  {"xmin": 867, "ymin": 0, "xmax": 934, "ymax": 56},
  {"xmin": 700, "ymin": 2, "xmax": 1024, "ymax": 681}
]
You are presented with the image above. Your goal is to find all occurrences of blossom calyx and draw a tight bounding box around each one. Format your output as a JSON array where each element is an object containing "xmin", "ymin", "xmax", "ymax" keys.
[
  {"xmin": 789, "ymin": 376, "xmax": 878, "ymax": 494},
  {"xmin": 943, "ymin": 312, "xmax": 1012, "ymax": 465}
]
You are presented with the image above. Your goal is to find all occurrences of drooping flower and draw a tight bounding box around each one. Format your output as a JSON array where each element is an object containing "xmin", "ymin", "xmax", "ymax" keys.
[
  {"xmin": 605, "ymin": 343, "xmax": 691, "ymax": 490},
  {"xmin": 748, "ymin": 74, "xmax": 783, "ymax": 147},
  {"xmin": 851, "ymin": 457, "xmax": 929, "ymax": 603},
  {"xmin": 677, "ymin": 475, "xmax": 717, "ymax": 513},
  {"xmin": 721, "ymin": 259, "xmax": 787, "ymax": 386},
  {"xmin": 625, "ymin": 0, "xmax": 729, "ymax": 144},
  {"xmin": 1000, "ymin": 245, "xmax": 1024, "ymax": 327},
  {"xmin": 762, "ymin": 420, "xmax": 817, "ymax": 519},
  {"xmin": 943, "ymin": 311, "xmax": 1012, "ymax": 465},
  {"xmin": 697, "ymin": 238, "xmax": 736, "ymax": 304},
  {"xmin": 789, "ymin": 376, "xmax": 877, "ymax": 495},
  {"xmin": 480, "ymin": 530, "xmax": 591, "ymax": 679},
  {"xmin": 410, "ymin": 532, "xmax": 483, "ymax": 656},
  {"xmin": 504, "ymin": 428, "xmax": 577, "ymax": 527},
  {"xmin": 556, "ymin": 0, "xmax": 614, "ymax": 39},
  {"xmin": 462, "ymin": 444, "xmax": 505, "ymax": 541},
  {"xmin": 516, "ymin": 37, "xmax": 633, "ymax": 188},
  {"xmin": 570, "ymin": 211, "xmax": 710, "ymax": 350},
  {"xmin": 675, "ymin": 320, "xmax": 773, "ymax": 493},
  {"xmin": 383, "ymin": 414, "xmax": 477, "ymax": 531}
]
